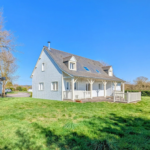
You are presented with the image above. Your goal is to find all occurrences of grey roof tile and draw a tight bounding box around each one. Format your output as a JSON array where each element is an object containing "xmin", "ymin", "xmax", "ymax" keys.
[{"xmin": 44, "ymin": 46, "xmax": 125, "ymax": 82}]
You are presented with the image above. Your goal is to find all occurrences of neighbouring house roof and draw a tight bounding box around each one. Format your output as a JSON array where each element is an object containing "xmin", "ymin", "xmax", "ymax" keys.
[{"xmin": 43, "ymin": 46, "xmax": 125, "ymax": 82}]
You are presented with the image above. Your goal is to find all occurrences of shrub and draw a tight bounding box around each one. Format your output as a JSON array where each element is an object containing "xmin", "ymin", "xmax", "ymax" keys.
[
  {"xmin": 22, "ymin": 87, "xmax": 27, "ymax": 91},
  {"xmin": 16, "ymin": 86, "xmax": 22, "ymax": 91},
  {"xmin": 125, "ymin": 90, "xmax": 150, "ymax": 96},
  {"xmin": 10, "ymin": 87, "xmax": 15, "ymax": 91},
  {"xmin": 30, "ymin": 92, "xmax": 32, "ymax": 97}
]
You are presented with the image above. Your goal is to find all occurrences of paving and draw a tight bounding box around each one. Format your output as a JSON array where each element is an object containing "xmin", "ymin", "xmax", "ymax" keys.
[{"xmin": 7, "ymin": 92, "xmax": 30, "ymax": 97}]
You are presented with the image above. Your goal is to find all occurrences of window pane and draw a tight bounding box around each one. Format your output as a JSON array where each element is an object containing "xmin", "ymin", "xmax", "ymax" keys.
[
  {"xmin": 74, "ymin": 82, "xmax": 76, "ymax": 90},
  {"xmin": 84, "ymin": 67, "xmax": 89, "ymax": 71},
  {"xmin": 70, "ymin": 63, "xmax": 72, "ymax": 69},
  {"xmin": 67, "ymin": 82, "xmax": 69, "ymax": 90},
  {"xmin": 73, "ymin": 63, "xmax": 75, "ymax": 69}
]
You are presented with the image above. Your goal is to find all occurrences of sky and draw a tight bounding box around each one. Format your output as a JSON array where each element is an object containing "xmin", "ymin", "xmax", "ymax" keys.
[{"xmin": 1, "ymin": 0, "xmax": 150, "ymax": 85}]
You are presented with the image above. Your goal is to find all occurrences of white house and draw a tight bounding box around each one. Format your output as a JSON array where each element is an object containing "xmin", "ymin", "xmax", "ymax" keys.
[{"xmin": 31, "ymin": 43, "xmax": 125, "ymax": 101}]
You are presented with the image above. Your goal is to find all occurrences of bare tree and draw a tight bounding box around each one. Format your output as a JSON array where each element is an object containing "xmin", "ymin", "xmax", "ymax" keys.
[
  {"xmin": 99, "ymin": 60, "xmax": 109, "ymax": 66},
  {"xmin": 0, "ymin": 50, "xmax": 18, "ymax": 95},
  {"xmin": 0, "ymin": 10, "xmax": 18, "ymax": 96},
  {"xmin": 0, "ymin": 10, "xmax": 17, "ymax": 53}
]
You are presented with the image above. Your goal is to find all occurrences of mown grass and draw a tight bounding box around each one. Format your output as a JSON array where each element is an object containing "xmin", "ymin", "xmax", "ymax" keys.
[{"xmin": 0, "ymin": 97, "xmax": 150, "ymax": 150}]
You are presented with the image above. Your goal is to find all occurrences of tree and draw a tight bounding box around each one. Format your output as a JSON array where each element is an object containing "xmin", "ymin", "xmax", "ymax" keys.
[
  {"xmin": 16, "ymin": 86, "xmax": 22, "ymax": 91},
  {"xmin": 6, "ymin": 81, "xmax": 13, "ymax": 88},
  {"xmin": 99, "ymin": 60, "xmax": 109, "ymax": 66},
  {"xmin": 134, "ymin": 76, "xmax": 148, "ymax": 84},
  {"xmin": 0, "ymin": 11, "xmax": 15, "ymax": 52},
  {"xmin": 0, "ymin": 10, "xmax": 18, "ymax": 96},
  {"xmin": 0, "ymin": 51, "xmax": 18, "ymax": 95}
]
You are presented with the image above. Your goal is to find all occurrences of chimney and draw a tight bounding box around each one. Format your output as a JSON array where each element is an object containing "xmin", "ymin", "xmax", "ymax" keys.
[{"xmin": 48, "ymin": 41, "xmax": 51, "ymax": 50}]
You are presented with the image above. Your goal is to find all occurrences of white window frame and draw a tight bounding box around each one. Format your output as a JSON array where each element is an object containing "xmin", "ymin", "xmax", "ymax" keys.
[
  {"xmin": 51, "ymin": 82, "xmax": 58, "ymax": 91},
  {"xmin": 39, "ymin": 83, "xmax": 44, "ymax": 91},
  {"xmin": 68, "ymin": 61, "xmax": 76, "ymax": 71},
  {"xmin": 42, "ymin": 63, "xmax": 45, "ymax": 72},
  {"xmin": 70, "ymin": 62, "xmax": 75, "ymax": 70}
]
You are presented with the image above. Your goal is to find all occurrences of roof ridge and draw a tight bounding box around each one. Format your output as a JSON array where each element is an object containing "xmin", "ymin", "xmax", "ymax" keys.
[{"xmin": 44, "ymin": 46, "xmax": 102, "ymax": 65}]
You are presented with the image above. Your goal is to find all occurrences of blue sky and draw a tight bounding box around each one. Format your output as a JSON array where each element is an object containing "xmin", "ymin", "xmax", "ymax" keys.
[{"xmin": 1, "ymin": 0, "xmax": 150, "ymax": 85}]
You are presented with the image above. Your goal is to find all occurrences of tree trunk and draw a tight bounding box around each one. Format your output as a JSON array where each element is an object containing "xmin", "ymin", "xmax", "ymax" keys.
[{"xmin": 2, "ymin": 80, "xmax": 6, "ymax": 97}]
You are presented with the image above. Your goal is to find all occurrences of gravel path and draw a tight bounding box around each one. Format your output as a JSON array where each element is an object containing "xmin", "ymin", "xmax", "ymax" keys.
[{"xmin": 7, "ymin": 92, "xmax": 30, "ymax": 97}]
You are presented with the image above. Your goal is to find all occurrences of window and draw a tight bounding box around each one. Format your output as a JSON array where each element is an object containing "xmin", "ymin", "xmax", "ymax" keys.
[
  {"xmin": 74, "ymin": 82, "xmax": 78, "ymax": 90},
  {"xmin": 70, "ymin": 62, "xmax": 75, "ymax": 70},
  {"xmin": 51, "ymin": 82, "xmax": 58, "ymax": 91},
  {"xmin": 66, "ymin": 82, "xmax": 70, "ymax": 90},
  {"xmin": 86, "ymin": 83, "xmax": 90, "ymax": 91},
  {"xmin": 98, "ymin": 84, "xmax": 102, "ymax": 90},
  {"xmin": 84, "ymin": 67, "xmax": 90, "ymax": 71},
  {"xmin": 96, "ymin": 69, "xmax": 100, "ymax": 73},
  {"xmin": 39, "ymin": 83, "xmax": 44, "ymax": 90},
  {"xmin": 42, "ymin": 63, "xmax": 45, "ymax": 71}
]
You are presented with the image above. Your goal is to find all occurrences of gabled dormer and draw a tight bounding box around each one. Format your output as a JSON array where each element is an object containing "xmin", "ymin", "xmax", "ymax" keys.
[
  {"xmin": 63, "ymin": 55, "xmax": 77, "ymax": 71},
  {"xmin": 102, "ymin": 66, "xmax": 113, "ymax": 76}
]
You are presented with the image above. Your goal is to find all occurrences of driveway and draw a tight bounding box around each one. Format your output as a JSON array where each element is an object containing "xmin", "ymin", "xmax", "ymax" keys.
[{"xmin": 7, "ymin": 92, "xmax": 30, "ymax": 97}]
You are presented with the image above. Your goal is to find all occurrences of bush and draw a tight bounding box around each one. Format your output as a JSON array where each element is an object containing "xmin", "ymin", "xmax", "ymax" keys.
[
  {"xmin": 125, "ymin": 90, "xmax": 150, "ymax": 96},
  {"xmin": 16, "ymin": 86, "xmax": 22, "ymax": 91},
  {"xmin": 10, "ymin": 87, "xmax": 15, "ymax": 91},
  {"xmin": 30, "ymin": 92, "xmax": 32, "ymax": 97},
  {"xmin": 22, "ymin": 87, "xmax": 27, "ymax": 91}
]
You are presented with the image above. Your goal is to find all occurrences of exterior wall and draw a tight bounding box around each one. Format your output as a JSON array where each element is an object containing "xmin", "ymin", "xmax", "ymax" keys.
[
  {"xmin": 0, "ymin": 82, "xmax": 2, "ymax": 94},
  {"xmin": 32, "ymin": 49, "xmax": 62, "ymax": 101},
  {"xmin": 63, "ymin": 79, "xmax": 121, "ymax": 97}
]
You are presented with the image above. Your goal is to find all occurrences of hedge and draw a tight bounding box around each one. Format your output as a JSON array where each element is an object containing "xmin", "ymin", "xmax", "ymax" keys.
[{"xmin": 125, "ymin": 90, "xmax": 150, "ymax": 96}]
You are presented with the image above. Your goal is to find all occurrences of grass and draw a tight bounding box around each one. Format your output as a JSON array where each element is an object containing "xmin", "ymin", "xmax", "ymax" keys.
[{"xmin": 0, "ymin": 97, "xmax": 150, "ymax": 150}]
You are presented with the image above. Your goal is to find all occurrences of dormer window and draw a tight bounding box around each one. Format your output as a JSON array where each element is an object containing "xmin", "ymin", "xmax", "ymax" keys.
[
  {"xmin": 63, "ymin": 55, "xmax": 77, "ymax": 71},
  {"xmin": 42, "ymin": 63, "xmax": 45, "ymax": 71},
  {"xmin": 102, "ymin": 66, "xmax": 113, "ymax": 76},
  {"xmin": 70, "ymin": 62, "xmax": 75, "ymax": 70}
]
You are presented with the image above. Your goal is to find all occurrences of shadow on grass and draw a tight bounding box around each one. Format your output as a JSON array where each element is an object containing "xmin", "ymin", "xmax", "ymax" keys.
[
  {"xmin": 1, "ymin": 114, "xmax": 150, "ymax": 150},
  {"xmin": 31, "ymin": 113, "xmax": 150, "ymax": 150},
  {"xmin": 0, "ymin": 129, "xmax": 42, "ymax": 150}
]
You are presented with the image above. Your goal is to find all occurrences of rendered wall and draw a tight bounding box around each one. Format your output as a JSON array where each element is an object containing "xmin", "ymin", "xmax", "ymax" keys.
[{"xmin": 32, "ymin": 49, "xmax": 62, "ymax": 101}]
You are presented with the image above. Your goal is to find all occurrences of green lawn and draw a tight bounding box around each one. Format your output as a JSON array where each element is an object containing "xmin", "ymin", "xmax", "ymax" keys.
[{"xmin": 0, "ymin": 97, "xmax": 150, "ymax": 150}]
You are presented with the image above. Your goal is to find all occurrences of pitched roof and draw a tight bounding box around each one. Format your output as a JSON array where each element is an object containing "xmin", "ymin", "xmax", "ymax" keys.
[
  {"xmin": 44, "ymin": 46, "xmax": 125, "ymax": 82},
  {"xmin": 102, "ymin": 66, "xmax": 112, "ymax": 70},
  {"xmin": 63, "ymin": 55, "xmax": 73, "ymax": 62}
]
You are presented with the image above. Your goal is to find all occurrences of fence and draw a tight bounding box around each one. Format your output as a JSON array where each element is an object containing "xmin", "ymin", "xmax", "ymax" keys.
[
  {"xmin": 114, "ymin": 91, "xmax": 141, "ymax": 103},
  {"xmin": 63, "ymin": 91, "xmax": 91, "ymax": 100},
  {"xmin": 74, "ymin": 91, "xmax": 91, "ymax": 99},
  {"xmin": 63, "ymin": 91, "xmax": 72, "ymax": 99}
]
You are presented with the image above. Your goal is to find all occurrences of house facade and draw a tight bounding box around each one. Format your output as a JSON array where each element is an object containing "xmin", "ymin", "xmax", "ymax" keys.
[{"xmin": 31, "ymin": 44, "xmax": 125, "ymax": 101}]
